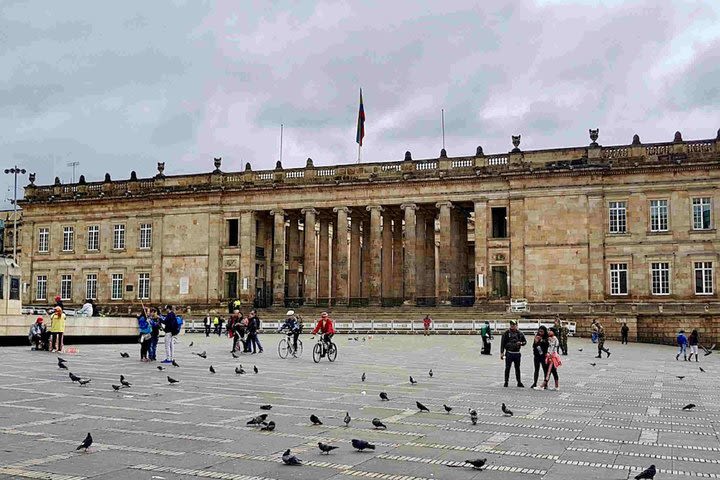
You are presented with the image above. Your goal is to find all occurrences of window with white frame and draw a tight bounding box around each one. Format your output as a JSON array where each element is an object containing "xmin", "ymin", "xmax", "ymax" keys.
[
  {"xmin": 113, "ymin": 224, "xmax": 125, "ymax": 250},
  {"xmin": 111, "ymin": 273, "xmax": 124, "ymax": 300},
  {"xmin": 60, "ymin": 274, "xmax": 72, "ymax": 301},
  {"xmin": 62, "ymin": 226, "xmax": 74, "ymax": 252},
  {"xmin": 85, "ymin": 274, "xmax": 97, "ymax": 300},
  {"xmin": 609, "ymin": 263, "xmax": 628, "ymax": 295},
  {"xmin": 650, "ymin": 262, "xmax": 670, "ymax": 295},
  {"xmin": 139, "ymin": 223, "xmax": 152, "ymax": 249},
  {"xmin": 38, "ymin": 227, "xmax": 49, "ymax": 253},
  {"xmin": 650, "ymin": 199, "xmax": 668, "ymax": 232},
  {"xmin": 694, "ymin": 261, "xmax": 713, "ymax": 295},
  {"xmin": 87, "ymin": 225, "xmax": 99, "ymax": 251},
  {"xmin": 36, "ymin": 275, "xmax": 47, "ymax": 301},
  {"xmin": 692, "ymin": 197, "xmax": 712, "ymax": 230},
  {"xmin": 138, "ymin": 272, "xmax": 150, "ymax": 299},
  {"xmin": 609, "ymin": 201, "xmax": 627, "ymax": 234}
]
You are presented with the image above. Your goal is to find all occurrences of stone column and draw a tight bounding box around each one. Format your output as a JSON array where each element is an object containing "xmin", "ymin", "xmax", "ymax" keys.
[
  {"xmin": 239, "ymin": 210, "xmax": 256, "ymax": 305},
  {"xmin": 401, "ymin": 203, "xmax": 417, "ymax": 303},
  {"xmin": 473, "ymin": 199, "xmax": 488, "ymax": 301},
  {"xmin": 415, "ymin": 209, "xmax": 426, "ymax": 299},
  {"xmin": 587, "ymin": 193, "xmax": 604, "ymax": 301},
  {"xmin": 366, "ymin": 205, "xmax": 383, "ymax": 305},
  {"xmin": 381, "ymin": 211, "xmax": 393, "ymax": 300},
  {"xmin": 302, "ymin": 208, "xmax": 317, "ymax": 305},
  {"xmin": 436, "ymin": 201, "xmax": 453, "ymax": 303},
  {"xmin": 392, "ymin": 214, "xmax": 403, "ymax": 298},
  {"xmin": 331, "ymin": 217, "xmax": 338, "ymax": 301},
  {"xmin": 287, "ymin": 214, "xmax": 300, "ymax": 299},
  {"xmin": 349, "ymin": 215, "xmax": 361, "ymax": 300},
  {"xmin": 361, "ymin": 218, "xmax": 371, "ymax": 298},
  {"xmin": 425, "ymin": 213, "xmax": 436, "ymax": 301},
  {"xmin": 271, "ymin": 209, "xmax": 286, "ymax": 306},
  {"xmin": 509, "ymin": 196, "xmax": 525, "ymax": 298},
  {"xmin": 318, "ymin": 215, "xmax": 330, "ymax": 301},
  {"xmin": 457, "ymin": 208, "xmax": 468, "ymax": 296},
  {"xmin": 333, "ymin": 207, "xmax": 350, "ymax": 305}
]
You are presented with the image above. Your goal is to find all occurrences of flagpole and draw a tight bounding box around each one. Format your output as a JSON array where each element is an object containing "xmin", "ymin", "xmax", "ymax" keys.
[
  {"xmin": 279, "ymin": 124, "xmax": 284, "ymax": 164},
  {"xmin": 441, "ymin": 109, "xmax": 445, "ymax": 150},
  {"xmin": 357, "ymin": 143, "xmax": 361, "ymax": 164}
]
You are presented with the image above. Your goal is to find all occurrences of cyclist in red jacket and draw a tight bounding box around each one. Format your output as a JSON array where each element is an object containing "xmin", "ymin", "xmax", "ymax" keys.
[{"xmin": 311, "ymin": 312, "xmax": 335, "ymax": 355}]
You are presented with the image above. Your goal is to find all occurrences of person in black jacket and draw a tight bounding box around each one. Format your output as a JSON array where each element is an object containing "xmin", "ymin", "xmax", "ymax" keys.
[
  {"xmin": 500, "ymin": 320, "xmax": 527, "ymax": 388},
  {"xmin": 621, "ymin": 322, "xmax": 629, "ymax": 344},
  {"xmin": 530, "ymin": 326, "xmax": 549, "ymax": 389},
  {"xmin": 247, "ymin": 310, "xmax": 263, "ymax": 354},
  {"xmin": 161, "ymin": 305, "xmax": 179, "ymax": 363}
]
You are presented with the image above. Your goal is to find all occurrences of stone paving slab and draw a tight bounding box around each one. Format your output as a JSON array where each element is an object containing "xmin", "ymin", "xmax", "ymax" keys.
[{"xmin": 0, "ymin": 334, "xmax": 719, "ymax": 479}]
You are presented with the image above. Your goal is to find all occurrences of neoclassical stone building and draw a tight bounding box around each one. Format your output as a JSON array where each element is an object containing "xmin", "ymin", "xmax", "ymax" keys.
[{"xmin": 19, "ymin": 130, "xmax": 720, "ymax": 313}]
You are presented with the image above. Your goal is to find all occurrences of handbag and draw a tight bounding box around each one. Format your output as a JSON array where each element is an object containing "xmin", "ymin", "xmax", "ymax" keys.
[{"xmin": 139, "ymin": 333, "xmax": 151, "ymax": 343}]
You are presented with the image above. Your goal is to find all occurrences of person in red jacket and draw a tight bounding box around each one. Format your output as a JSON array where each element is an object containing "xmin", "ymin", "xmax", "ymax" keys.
[{"xmin": 311, "ymin": 312, "xmax": 335, "ymax": 355}]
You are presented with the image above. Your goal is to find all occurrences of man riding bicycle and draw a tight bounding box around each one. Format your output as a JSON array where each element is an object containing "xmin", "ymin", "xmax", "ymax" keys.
[
  {"xmin": 311, "ymin": 312, "xmax": 335, "ymax": 356},
  {"xmin": 278, "ymin": 310, "xmax": 302, "ymax": 355}
]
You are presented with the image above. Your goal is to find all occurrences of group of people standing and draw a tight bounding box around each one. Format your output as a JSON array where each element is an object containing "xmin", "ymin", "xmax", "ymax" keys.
[
  {"xmin": 28, "ymin": 305, "xmax": 67, "ymax": 352},
  {"xmin": 226, "ymin": 310, "xmax": 264, "ymax": 354},
  {"xmin": 135, "ymin": 305, "xmax": 180, "ymax": 363}
]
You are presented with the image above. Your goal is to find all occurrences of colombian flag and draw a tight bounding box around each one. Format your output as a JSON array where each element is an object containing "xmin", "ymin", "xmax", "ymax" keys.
[{"xmin": 356, "ymin": 88, "xmax": 365, "ymax": 146}]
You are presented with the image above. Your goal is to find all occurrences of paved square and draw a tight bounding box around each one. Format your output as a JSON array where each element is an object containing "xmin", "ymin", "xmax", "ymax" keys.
[{"xmin": 0, "ymin": 334, "xmax": 718, "ymax": 480}]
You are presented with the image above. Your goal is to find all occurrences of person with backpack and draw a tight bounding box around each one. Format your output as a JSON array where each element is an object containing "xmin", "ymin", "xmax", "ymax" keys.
[
  {"xmin": 161, "ymin": 305, "xmax": 180, "ymax": 364},
  {"xmin": 279, "ymin": 310, "xmax": 302, "ymax": 354},
  {"xmin": 247, "ymin": 310, "xmax": 263, "ymax": 354}
]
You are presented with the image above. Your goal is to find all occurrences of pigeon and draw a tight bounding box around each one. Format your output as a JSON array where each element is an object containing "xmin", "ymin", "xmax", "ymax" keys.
[
  {"xmin": 281, "ymin": 449, "xmax": 302, "ymax": 465},
  {"xmin": 260, "ymin": 405, "xmax": 272, "ymax": 410},
  {"xmin": 232, "ymin": 351, "xmax": 239, "ymax": 359},
  {"xmin": 209, "ymin": 365, "xmax": 216, "ymax": 374},
  {"xmin": 578, "ymin": 348, "xmax": 583, "ymax": 352},
  {"xmin": 443, "ymin": 404, "xmax": 452, "ymax": 413},
  {"xmin": 351, "ymin": 439, "xmax": 375, "ymax": 451},
  {"xmin": 196, "ymin": 351, "xmax": 207, "ymax": 359},
  {"xmin": 318, "ymin": 442, "xmax": 339, "ymax": 454},
  {"xmin": 119, "ymin": 375, "xmax": 131, "ymax": 388},
  {"xmin": 59, "ymin": 362, "xmax": 68, "ymax": 370},
  {"xmin": 465, "ymin": 458, "xmax": 487, "ymax": 470},
  {"xmin": 260, "ymin": 421, "xmax": 275, "ymax": 431},
  {"xmin": 111, "ymin": 384, "xmax": 121, "ymax": 391},
  {"xmin": 189, "ymin": 342, "xmax": 194, "ymax": 347},
  {"xmin": 235, "ymin": 367, "xmax": 245, "ymax": 374},
  {"xmin": 120, "ymin": 352, "xmax": 130, "ymax": 358},
  {"xmin": 634, "ymin": 464, "xmax": 656, "ymax": 479},
  {"xmin": 253, "ymin": 365, "xmax": 258, "ymax": 374},
  {"xmin": 429, "ymin": 369, "xmax": 433, "ymax": 377},
  {"xmin": 589, "ymin": 363, "xmax": 597, "ymax": 367},
  {"xmin": 310, "ymin": 414, "xmax": 323, "ymax": 425},
  {"xmin": 247, "ymin": 414, "xmax": 268, "ymax": 425},
  {"xmin": 78, "ymin": 379, "xmax": 91, "ymax": 386},
  {"xmin": 157, "ymin": 366, "xmax": 165, "ymax": 371},
  {"xmin": 416, "ymin": 401, "xmax": 429, "ymax": 412},
  {"xmin": 172, "ymin": 359, "xmax": 180, "ymax": 367},
  {"xmin": 676, "ymin": 376, "xmax": 685, "ymax": 380},
  {"xmin": 361, "ymin": 372, "xmax": 366, "ymax": 382},
  {"xmin": 344, "ymin": 412, "xmax": 351, "ymax": 426},
  {"xmin": 57, "ymin": 357, "xmax": 67, "ymax": 363},
  {"xmin": 682, "ymin": 404, "xmax": 696, "ymax": 411},
  {"xmin": 704, "ymin": 350, "xmax": 713, "ymax": 357},
  {"xmin": 167, "ymin": 376, "xmax": 179, "ymax": 384},
  {"xmin": 76, "ymin": 432, "xmax": 93, "ymax": 452},
  {"xmin": 700, "ymin": 367, "xmax": 706, "ymax": 373},
  {"xmin": 69, "ymin": 372, "xmax": 82, "ymax": 382},
  {"xmin": 410, "ymin": 375, "xmax": 417, "ymax": 385},
  {"xmin": 501, "ymin": 403, "xmax": 513, "ymax": 416},
  {"xmin": 372, "ymin": 418, "xmax": 387, "ymax": 429},
  {"xmin": 379, "ymin": 392, "xmax": 389, "ymax": 401},
  {"xmin": 469, "ymin": 409, "xmax": 478, "ymax": 425}
]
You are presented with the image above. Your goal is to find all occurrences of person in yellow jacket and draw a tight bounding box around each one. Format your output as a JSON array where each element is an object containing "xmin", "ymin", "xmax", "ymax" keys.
[{"xmin": 49, "ymin": 306, "xmax": 67, "ymax": 353}]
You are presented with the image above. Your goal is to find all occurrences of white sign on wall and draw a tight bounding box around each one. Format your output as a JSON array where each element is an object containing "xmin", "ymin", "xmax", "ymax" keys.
[
  {"xmin": 242, "ymin": 277, "xmax": 249, "ymax": 291},
  {"xmin": 179, "ymin": 277, "xmax": 189, "ymax": 295},
  {"xmin": 477, "ymin": 274, "xmax": 484, "ymax": 288}
]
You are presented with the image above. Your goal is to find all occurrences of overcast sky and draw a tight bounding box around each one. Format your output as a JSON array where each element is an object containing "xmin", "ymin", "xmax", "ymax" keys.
[{"xmin": 2, "ymin": 0, "xmax": 719, "ymax": 206}]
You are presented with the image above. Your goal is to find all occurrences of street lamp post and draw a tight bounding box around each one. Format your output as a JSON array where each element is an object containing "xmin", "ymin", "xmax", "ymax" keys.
[{"xmin": 4, "ymin": 166, "xmax": 26, "ymax": 262}]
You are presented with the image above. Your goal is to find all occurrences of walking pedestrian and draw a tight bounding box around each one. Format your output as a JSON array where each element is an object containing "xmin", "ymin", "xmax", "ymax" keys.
[
  {"xmin": 620, "ymin": 322, "xmax": 629, "ymax": 344},
  {"xmin": 212, "ymin": 316, "xmax": 220, "ymax": 336},
  {"xmin": 595, "ymin": 321, "xmax": 611, "ymax": 358},
  {"xmin": 138, "ymin": 308, "xmax": 152, "ymax": 362},
  {"xmin": 688, "ymin": 329, "xmax": 699, "ymax": 362},
  {"xmin": 49, "ymin": 306, "xmax": 66, "ymax": 353},
  {"xmin": 500, "ymin": 320, "xmax": 527, "ymax": 388},
  {"xmin": 217, "ymin": 317, "xmax": 224, "ymax": 337},
  {"xmin": 480, "ymin": 321, "xmax": 493, "ymax": 355},
  {"xmin": 161, "ymin": 305, "xmax": 179, "ymax": 364},
  {"xmin": 542, "ymin": 329, "xmax": 561, "ymax": 390},
  {"xmin": 531, "ymin": 326, "xmax": 549, "ymax": 389},
  {"xmin": 676, "ymin": 330, "xmax": 688, "ymax": 361},
  {"xmin": 558, "ymin": 318, "xmax": 569, "ymax": 355},
  {"xmin": 230, "ymin": 310, "xmax": 244, "ymax": 353},
  {"xmin": 247, "ymin": 310, "xmax": 263, "ymax": 354},
  {"xmin": 591, "ymin": 319, "xmax": 599, "ymax": 343},
  {"xmin": 422, "ymin": 315, "xmax": 432, "ymax": 336},
  {"xmin": 203, "ymin": 314, "xmax": 211, "ymax": 337}
]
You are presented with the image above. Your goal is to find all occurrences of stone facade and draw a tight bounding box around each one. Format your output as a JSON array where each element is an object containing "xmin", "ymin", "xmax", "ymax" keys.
[{"xmin": 18, "ymin": 130, "xmax": 720, "ymax": 318}]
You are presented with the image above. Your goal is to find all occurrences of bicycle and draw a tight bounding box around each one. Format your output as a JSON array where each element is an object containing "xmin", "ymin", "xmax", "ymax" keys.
[
  {"xmin": 278, "ymin": 332, "xmax": 303, "ymax": 359},
  {"xmin": 311, "ymin": 336, "xmax": 337, "ymax": 363}
]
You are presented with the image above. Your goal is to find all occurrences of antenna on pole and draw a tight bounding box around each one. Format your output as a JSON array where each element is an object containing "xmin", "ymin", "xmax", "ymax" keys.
[
  {"xmin": 67, "ymin": 161, "xmax": 80, "ymax": 183},
  {"xmin": 279, "ymin": 124, "xmax": 284, "ymax": 165},
  {"xmin": 441, "ymin": 109, "xmax": 445, "ymax": 150}
]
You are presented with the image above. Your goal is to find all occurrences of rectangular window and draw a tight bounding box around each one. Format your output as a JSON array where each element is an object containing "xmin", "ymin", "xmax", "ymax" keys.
[
  {"xmin": 692, "ymin": 197, "xmax": 712, "ymax": 230},
  {"xmin": 111, "ymin": 273, "xmax": 124, "ymax": 300},
  {"xmin": 227, "ymin": 219, "xmax": 239, "ymax": 247},
  {"xmin": 138, "ymin": 273, "xmax": 150, "ymax": 299},
  {"xmin": 10, "ymin": 277, "xmax": 20, "ymax": 300},
  {"xmin": 491, "ymin": 207, "xmax": 508, "ymax": 238},
  {"xmin": 38, "ymin": 227, "xmax": 49, "ymax": 253},
  {"xmin": 609, "ymin": 201, "xmax": 627, "ymax": 234},
  {"xmin": 651, "ymin": 262, "xmax": 670, "ymax": 295},
  {"xmin": 87, "ymin": 225, "xmax": 99, "ymax": 251},
  {"xmin": 225, "ymin": 272, "xmax": 238, "ymax": 299},
  {"xmin": 650, "ymin": 199, "xmax": 668, "ymax": 232},
  {"xmin": 609, "ymin": 263, "xmax": 628, "ymax": 295},
  {"xmin": 85, "ymin": 274, "xmax": 97, "ymax": 300},
  {"xmin": 694, "ymin": 261, "xmax": 713, "ymax": 295},
  {"xmin": 62, "ymin": 226, "xmax": 74, "ymax": 252},
  {"xmin": 113, "ymin": 224, "xmax": 125, "ymax": 250},
  {"xmin": 36, "ymin": 275, "xmax": 47, "ymax": 301},
  {"xmin": 139, "ymin": 223, "xmax": 152, "ymax": 249},
  {"xmin": 60, "ymin": 274, "xmax": 72, "ymax": 301}
]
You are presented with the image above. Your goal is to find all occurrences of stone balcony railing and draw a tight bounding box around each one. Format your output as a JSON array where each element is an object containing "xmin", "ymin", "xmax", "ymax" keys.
[{"xmin": 21, "ymin": 130, "xmax": 720, "ymax": 203}]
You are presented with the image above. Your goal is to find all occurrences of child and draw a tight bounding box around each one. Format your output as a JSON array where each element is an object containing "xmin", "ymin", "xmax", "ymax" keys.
[
  {"xmin": 542, "ymin": 329, "xmax": 561, "ymax": 390},
  {"xmin": 676, "ymin": 330, "xmax": 688, "ymax": 361}
]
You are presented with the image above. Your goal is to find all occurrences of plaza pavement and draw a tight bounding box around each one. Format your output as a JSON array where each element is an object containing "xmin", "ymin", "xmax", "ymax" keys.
[{"xmin": 0, "ymin": 333, "xmax": 718, "ymax": 480}]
